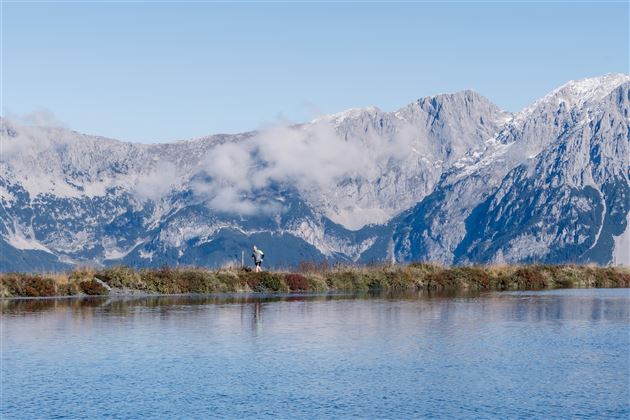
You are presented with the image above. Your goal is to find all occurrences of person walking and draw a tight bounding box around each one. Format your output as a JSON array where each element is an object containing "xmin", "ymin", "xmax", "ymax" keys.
[{"xmin": 251, "ymin": 245, "xmax": 264, "ymax": 272}]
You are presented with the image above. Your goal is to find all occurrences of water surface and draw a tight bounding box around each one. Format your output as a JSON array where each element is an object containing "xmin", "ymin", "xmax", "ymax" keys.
[{"xmin": 2, "ymin": 289, "xmax": 629, "ymax": 418}]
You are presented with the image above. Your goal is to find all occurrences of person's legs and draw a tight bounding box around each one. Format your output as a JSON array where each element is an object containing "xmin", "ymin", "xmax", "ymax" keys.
[{"xmin": 255, "ymin": 262, "xmax": 261, "ymax": 272}]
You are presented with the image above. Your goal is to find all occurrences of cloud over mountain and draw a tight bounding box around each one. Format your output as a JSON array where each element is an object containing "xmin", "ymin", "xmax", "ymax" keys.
[{"xmin": 1, "ymin": 74, "xmax": 628, "ymax": 271}]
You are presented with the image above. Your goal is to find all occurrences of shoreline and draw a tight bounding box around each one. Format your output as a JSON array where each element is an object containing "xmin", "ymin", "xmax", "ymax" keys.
[
  {"xmin": 1, "ymin": 264, "xmax": 628, "ymax": 298},
  {"xmin": 1, "ymin": 287, "xmax": 628, "ymax": 302},
  {"xmin": 0, "ymin": 290, "xmax": 357, "ymax": 301}
]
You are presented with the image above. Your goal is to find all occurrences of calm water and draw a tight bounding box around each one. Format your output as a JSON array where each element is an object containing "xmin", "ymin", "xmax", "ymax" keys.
[{"xmin": 1, "ymin": 289, "xmax": 629, "ymax": 419}]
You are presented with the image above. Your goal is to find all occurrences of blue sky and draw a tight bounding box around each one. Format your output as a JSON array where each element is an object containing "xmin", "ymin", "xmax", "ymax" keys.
[{"xmin": 2, "ymin": 1, "xmax": 628, "ymax": 143}]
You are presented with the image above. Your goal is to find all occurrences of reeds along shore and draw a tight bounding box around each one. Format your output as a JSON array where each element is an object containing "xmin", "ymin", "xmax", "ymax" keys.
[{"xmin": 0, "ymin": 264, "xmax": 629, "ymax": 298}]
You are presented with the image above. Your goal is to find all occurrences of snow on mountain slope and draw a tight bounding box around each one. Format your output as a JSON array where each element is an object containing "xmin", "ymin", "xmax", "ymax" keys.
[
  {"xmin": 314, "ymin": 90, "xmax": 509, "ymax": 229},
  {"xmin": 612, "ymin": 213, "xmax": 630, "ymax": 266},
  {"xmin": 1, "ymin": 74, "xmax": 628, "ymax": 271},
  {"xmin": 455, "ymin": 80, "xmax": 629, "ymax": 264},
  {"xmin": 388, "ymin": 74, "xmax": 629, "ymax": 265},
  {"xmin": 187, "ymin": 90, "xmax": 508, "ymax": 230},
  {"xmin": 0, "ymin": 120, "xmax": 246, "ymax": 200}
]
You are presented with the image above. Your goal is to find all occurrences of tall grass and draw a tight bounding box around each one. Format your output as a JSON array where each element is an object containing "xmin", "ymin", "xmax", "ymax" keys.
[{"xmin": 1, "ymin": 263, "xmax": 628, "ymax": 297}]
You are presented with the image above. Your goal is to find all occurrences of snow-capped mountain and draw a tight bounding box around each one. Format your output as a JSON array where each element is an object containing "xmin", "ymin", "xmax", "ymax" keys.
[
  {"xmin": 388, "ymin": 74, "xmax": 629, "ymax": 265},
  {"xmin": 1, "ymin": 74, "xmax": 628, "ymax": 271}
]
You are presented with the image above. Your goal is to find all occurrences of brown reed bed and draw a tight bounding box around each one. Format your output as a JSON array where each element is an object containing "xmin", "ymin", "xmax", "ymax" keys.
[{"xmin": 1, "ymin": 263, "xmax": 628, "ymax": 298}]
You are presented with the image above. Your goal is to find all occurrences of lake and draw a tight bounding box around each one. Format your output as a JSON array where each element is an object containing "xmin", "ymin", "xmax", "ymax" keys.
[{"xmin": 2, "ymin": 289, "xmax": 629, "ymax": 419}]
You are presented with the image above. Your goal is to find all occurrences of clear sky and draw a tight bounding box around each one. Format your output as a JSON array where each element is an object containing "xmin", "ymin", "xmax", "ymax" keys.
[{"xmin": 2, "ymin": 1, "xmax": 628, "ymax": 143}]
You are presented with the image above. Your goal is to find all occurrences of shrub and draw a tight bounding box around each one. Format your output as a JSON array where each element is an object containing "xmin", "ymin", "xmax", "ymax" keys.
[
  {"xmin": 305, "ymin": 274, "xmax": 328, "ymax": 292},
  {"xmin": 459, "ymin": 267, "xmax": 492, "ymax": 289},
  {"xmin": 612, "ymin": 269, "xmax": 630, "ymax": 287},
  {"xmin": 79, "ymin": 279, "xmax": 109, "ymax": 295},
  {"xmin": 591, "ymin": 267, "xmax": 630, "ymax": 287},
  {"xmin": 176, "ymin": 269, "xmax": 222, "ymax": 294},
  {"xmin": 424, "ymin": 269, "xmax": 463, "ymax": 290},
  {"xmin": 362, "ymin": 270, "xmax": 408, "ymax": 291},
  {"xmin": 69, "ymin": 267, "xmax": 96, "ymax": 282},
  {"xmin": 326, "ymin": 271, "xmax": 366, "ymax": 291},
  {"xmin": 140, "ymin": 266, "xmax": 181, "ymax": 294},
  {"xmin": 241, "ymin": 272, "xmax": 288, "ymax": 292},
  {"xmin": 511, "ymin": 267, "xmax": 547, "ymax": 289},
  {"xmin": 1, "ymin": 275, "xmax": 57, "ymax": 297},
  {"xmin": 415, "ymin": 266, "xmax": 489, "ymax": 290},
  {"xmin": 384, "ymin": 269, "xmax": 416, "ymax": 290},
  {"xmin": 216, "ymin": 271, "xmax": 246, "ymax": 292},
  {"xmin": 398, "ymin": 268, "xmax": 420, "ymax": 288},
  {"xmin": 58, "ymin": 282, "xmax": 80, "ymax": 296},
  {"xmin": 1, "ymin": 274, "xmax": 23, "ymax": 297},
  {"xmin": 285, "ymin": 273, "xmax": 309, "ymax": 291},
  {"xmin": 96, "ymin": 266, "xmax": 142, "ymax": 289},
  {"xmin": 549, "ymin": 265, "xmax": 576, "ymax": 288},
  {"xmin": 26, "ymin": 276, "xmax": 56, "ymax": 296}
]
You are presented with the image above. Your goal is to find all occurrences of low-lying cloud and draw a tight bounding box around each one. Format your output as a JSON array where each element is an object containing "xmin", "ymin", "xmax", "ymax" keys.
[
  {"xmin": 1, "ymin": 107, "xmax": 421, "ymax": 220},
  {"xmin": 192, "ymin": 116, "xmax": 417, "ymax": 215},
  {"xmin": 1, "ymin": 110, "xmax": 73, "ymax": 160},
  {"xmin": 132, "ymin": 161, "xmax": 180, "ymax": 202},
  {"xmin": 2, "ymin": 107, "xmax": 67, "ymax": 130}
]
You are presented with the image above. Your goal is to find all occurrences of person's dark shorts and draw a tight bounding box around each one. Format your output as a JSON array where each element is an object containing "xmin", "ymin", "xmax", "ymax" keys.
[{"xmin": 255, "ymin": 261, "xmax": 262, "ymax": 267}]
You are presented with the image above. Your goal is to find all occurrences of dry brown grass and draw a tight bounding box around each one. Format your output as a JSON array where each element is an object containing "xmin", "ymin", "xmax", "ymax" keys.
[{"xmin": 0, "ymin": 263, "xmax": 627, "ymax": 297}]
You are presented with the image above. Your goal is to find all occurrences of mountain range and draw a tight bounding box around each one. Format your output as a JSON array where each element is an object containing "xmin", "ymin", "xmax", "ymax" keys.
[{"xmin": 1, "ymin": 74, "xmax": 628, "ymax": 271}]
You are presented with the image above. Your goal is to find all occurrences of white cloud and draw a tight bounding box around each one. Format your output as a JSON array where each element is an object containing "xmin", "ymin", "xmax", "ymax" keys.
[
  {"xmin": 132, "ymin": 161, "xmax": 179, "ymax": 202},
  {"xmin": 2, "ymin": 107, "xmax": 66, "ymax": 128},
  {"xmin": 0, "ymin": 115, "xmax": 75, "ymax": 160},
  {"xmin": 191, "ymin": 117, "xmax": 416, "ymax": 215}
]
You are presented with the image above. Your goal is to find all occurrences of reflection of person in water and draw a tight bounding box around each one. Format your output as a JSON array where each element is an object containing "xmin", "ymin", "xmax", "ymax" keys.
[
  {"xmin": 251, "ymin": 245, "xmax": 264, "ymax": 272},
  {"xmin": 254, "ymin": 301, "xmax": 261, "ymax": 321},
  {"xmin": 252, "ymin": 301, "xmax": 263, "ymax": 334}
]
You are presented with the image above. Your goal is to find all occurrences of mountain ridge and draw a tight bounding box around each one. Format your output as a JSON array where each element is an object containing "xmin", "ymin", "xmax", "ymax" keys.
[{"xmin": 1, "ymin": 74, "xmax": 628, "ymax": 271}]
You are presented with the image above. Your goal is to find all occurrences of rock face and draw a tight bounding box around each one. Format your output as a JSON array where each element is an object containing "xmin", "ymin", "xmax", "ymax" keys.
[
  {"xmin": 1, "ymin": 74, "xmax": 628, "ymax": 271},
  {"xmin": 389, "ymin": 74, "xmax": 630, "ymax": 265},
  {"xmin": 456, "ymin": 80, "xmax": 629, "ymax": 264}
]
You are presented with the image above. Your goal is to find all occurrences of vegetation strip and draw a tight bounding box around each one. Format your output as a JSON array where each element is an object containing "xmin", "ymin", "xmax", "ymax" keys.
[{"xmin": 1, "ymin": 264, "xmax": 628, "ymax": 298}]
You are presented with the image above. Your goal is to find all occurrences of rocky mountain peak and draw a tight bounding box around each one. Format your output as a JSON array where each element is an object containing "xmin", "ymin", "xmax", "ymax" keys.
[{"xmin": 1, "ymin": 75, "xmax": 628, "ymax": 271}]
